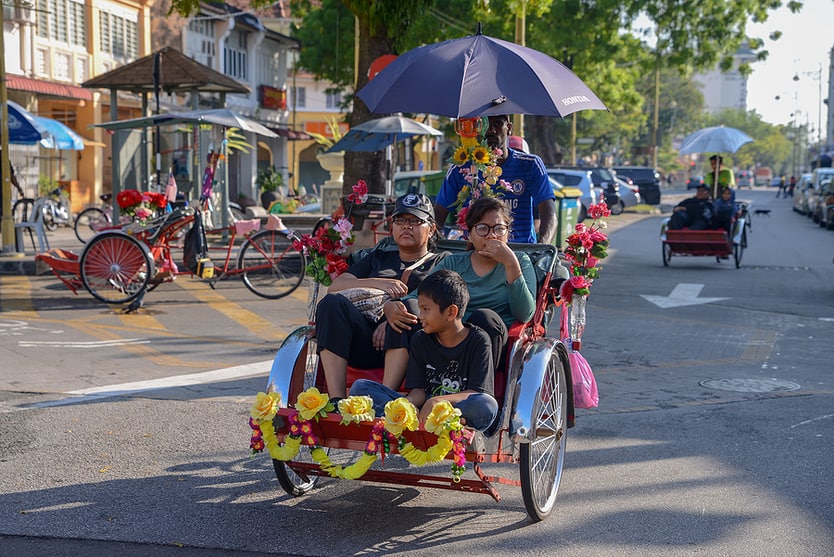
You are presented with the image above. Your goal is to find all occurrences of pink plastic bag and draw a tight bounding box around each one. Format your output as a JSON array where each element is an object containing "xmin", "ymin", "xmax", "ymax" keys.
[
  {"xmin": 560, "ymin": 304, "xmax": 599, "ymax": 408},
  {"xmin": 568, "ymin": 350, "xmax": 599, "ymax": 408}
]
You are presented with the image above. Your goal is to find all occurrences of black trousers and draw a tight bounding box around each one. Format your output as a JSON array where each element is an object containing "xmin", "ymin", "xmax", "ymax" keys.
[{"xmin": 315, "ymin": 293, "xmax": 405, "ymax": 369}]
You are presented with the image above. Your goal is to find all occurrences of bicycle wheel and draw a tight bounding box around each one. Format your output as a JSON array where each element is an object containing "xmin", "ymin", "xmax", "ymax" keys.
[
  {"xmin": 519, "ymin": 352, "xmax": 568, "ymax": 522},
  {"xmin": 80, "ymin": 232, "xmax": 154, "ymax": 304},
  {"xmin": 238, "ymin": 229, "xmax": 306, "ymax": 299},
  {"xmin": 74, "ymin": 207, "xmax": 110, "ymax": 244},
  {"xmin": 12, "ymin": 198, "xmax": 34, "ymax": 223}
]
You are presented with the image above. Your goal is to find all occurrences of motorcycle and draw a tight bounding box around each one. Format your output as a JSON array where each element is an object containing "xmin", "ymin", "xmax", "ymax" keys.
[{"xmin": 41, "ymin": 184, "xmax": 73, "ymax": 231}]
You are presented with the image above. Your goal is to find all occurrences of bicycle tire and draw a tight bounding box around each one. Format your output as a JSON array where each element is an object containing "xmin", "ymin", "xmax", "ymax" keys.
[
  {"xmin": 12, "ymin": 198, "xmax": 34, "ymax": 223},
  {"xmin": 42, "ymin": 209, "xmax": 58, "ymax": 231},
  {"xmin": 80, "ymin": 232, "xmax": 154, "ymax": 304},
  {"xmin": 238, "ymin": 229, "xmax": 306, "ymax": 299},
  {"xmin": 74, "ymin": 207, "xmax": 110, "ymax": 244}
]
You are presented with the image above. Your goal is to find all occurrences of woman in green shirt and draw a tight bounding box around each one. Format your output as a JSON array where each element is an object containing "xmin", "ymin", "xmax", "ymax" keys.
[{"xmin": 386, "ymin": 197, "xmax": 536, "ymax": 372}]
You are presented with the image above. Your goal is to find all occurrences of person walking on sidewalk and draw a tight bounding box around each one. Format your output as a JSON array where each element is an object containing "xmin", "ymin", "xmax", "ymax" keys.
[{"xmin": 776, "ymin": 175, "xmax": 787, "ymax": 198}]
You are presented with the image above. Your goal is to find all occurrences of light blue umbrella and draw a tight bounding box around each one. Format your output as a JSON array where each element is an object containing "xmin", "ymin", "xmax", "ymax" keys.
[
  {"xmin": 325, "ymin": 115, "xmax": 442, "ymax": 153},
  {"xmin": 35, "ymin": 116, "xmax": 85, "ymax": 150},
  {"xmin": 4, "ymin": 100, "xmax": 48, "ymax": 144},
  {"xmin": 678, "ymin": 126, "xmax": 752, "ymax": 155}
]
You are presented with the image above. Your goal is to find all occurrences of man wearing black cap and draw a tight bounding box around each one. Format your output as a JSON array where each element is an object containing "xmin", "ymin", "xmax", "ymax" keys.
[{"xmin": 668, "ymin": 184, "xmax": 715, "ymax": 230}]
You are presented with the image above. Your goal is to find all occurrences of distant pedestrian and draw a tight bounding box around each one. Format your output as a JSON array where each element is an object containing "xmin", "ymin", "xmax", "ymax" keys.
[
  {"xmin": 776, "ymin": 175, "xmax": 787, "ymax": 198},
  {"xmin": 788, "ymin": 175, "xmax": 797, "ymax": 198}
]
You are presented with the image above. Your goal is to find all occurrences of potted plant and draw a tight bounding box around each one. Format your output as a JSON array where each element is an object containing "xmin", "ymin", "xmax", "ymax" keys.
[{"xmin": 257, "ymin": 166, "xmax": 283, "ymax": 209}]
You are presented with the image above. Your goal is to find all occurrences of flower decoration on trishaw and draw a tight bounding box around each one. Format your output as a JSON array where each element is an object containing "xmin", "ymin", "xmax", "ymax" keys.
[
  {"xmin": 116, "ymin": 189, "xmax": 169, "ymax": 224},
  {"xmin": 291, "ymin": 180, "xmax": 368, "ymax": 286},
  {"xmin": 449, "ymin": 117, "xmax": 510, "ymax": 230},
  {"xmin": 248, "ymin": 387, "xmax": 468, "ymax": 481},
  {"xmin": 560, "ymin": 202, "xmax": 611, "ymax": 302}
]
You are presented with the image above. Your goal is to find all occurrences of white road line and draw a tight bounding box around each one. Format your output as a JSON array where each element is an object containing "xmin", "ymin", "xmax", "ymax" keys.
[
  {"xmin": 790, "ymin": 413, "xmax": 834, "ymax": 429},
  {"xmin": 31, "ymin": 360, "xmax": 273, "ymax": 408},
  {"xmin": 18, "ymin": 339, "xmax": 151, "ymax": 348}
]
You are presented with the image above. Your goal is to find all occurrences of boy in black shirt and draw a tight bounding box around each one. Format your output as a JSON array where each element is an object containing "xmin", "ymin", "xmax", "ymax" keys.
[{"xmin": 350, "ymin": 270, "xmax": 498, "ymax": 431}]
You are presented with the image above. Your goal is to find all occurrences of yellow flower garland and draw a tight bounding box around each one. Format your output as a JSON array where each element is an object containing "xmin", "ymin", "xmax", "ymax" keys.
[{"xmin": 250, "ymin": 390, "xmax": 466, "ymax": 481}]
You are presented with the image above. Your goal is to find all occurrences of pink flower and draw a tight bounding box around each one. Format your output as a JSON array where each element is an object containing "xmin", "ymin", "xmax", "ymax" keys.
[
  {"xmin": 588, "ymin": 202, "xmax": 611, "ymax": 219},
  {"xmin": 347, "ymin": 180, "xmax": 368, "ymax": 204},
  {"xmin": 456, "ymin": 206, "xmax": 469, "ymax": 230},
  {"xmin": 569, "ymin": 275, "xmax": 591, "ymax": 289},
  {"xmin": 589, "ymin": 230, "xmax": 608, "ymax": 243},
  {"xmin": 333, "ymin": 217, "xmax": 354, "ymax": 241}
]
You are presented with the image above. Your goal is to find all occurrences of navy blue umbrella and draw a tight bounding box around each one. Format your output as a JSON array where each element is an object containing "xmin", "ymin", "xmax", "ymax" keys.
[
  {"xmin": 5, "ymin": 100, "xmax": 48, "ymax": 144},
  {"xmin": 356, "ymin": 31, "xmax": 607, "ymax": 118}
]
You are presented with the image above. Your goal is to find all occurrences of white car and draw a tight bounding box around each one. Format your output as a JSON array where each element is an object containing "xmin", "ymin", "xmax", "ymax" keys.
[{"xmin": 546, "ymin": 168, "xmax": 597, "ymax": 221}]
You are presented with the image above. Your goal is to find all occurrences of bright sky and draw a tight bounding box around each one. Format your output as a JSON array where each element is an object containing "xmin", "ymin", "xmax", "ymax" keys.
[{"xmin": 746, "ymin": 0, "xmax": 834, "ymax": 127}]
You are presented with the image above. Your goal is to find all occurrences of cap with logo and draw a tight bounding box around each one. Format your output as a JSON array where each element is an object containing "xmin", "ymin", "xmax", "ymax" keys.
[{"xmin": 392, "ymin": 193, "xmax": 434, "ymax": 221}]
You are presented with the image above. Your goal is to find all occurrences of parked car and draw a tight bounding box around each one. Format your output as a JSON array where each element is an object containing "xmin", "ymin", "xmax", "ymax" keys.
[
  {"xmin": 686, "ymin": 175, "xmax": 705, "ymax": 190},
  {"xmin": 736, "ymin": 170, "xmax": 752, "ymax": 189},
  {"xmin": 614, "ymin": 177, "xmax": 641, "ymax": 209},
  {"xmin": 792, "ymin": 173, "xmax": 815, "ymax": 215},
  {"xmin": 546, "ymin": 168, "xmax": 597, "ymax": 222},
  {"xmin": 611, "ymin": 166, "xmax": 662, "ymax": 205},
  {"xmin": 809, "ymin": 169, "xmax": 834, "ymax": 224},
  {"xmin": 392, "ymin": 170, "xmax": 446, "ymax": 200},
  {"xmin": 816, "ymin": 177, "xmax": 834, "ymax": 230},
  {"xmin": 551, "ymin": 165, "xmax": 620, "ymax": 213}
]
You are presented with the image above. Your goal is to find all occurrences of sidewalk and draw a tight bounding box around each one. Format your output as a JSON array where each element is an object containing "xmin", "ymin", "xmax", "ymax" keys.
[{"xmin": 0, "ymin": 213, "xmax": 324, "ymax": 276}]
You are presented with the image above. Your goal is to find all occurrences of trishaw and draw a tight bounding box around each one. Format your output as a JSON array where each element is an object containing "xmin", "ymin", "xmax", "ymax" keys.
[
  {"xmin": 36, "ymin": 207, "xmax": 306, "ymax": 306},
  {"xmin": 259, "ymin": 238, "xmax": 576, "ymax": 522},
  {"xmin": 660, "ymin": 213, "xmax": 748, "ymax": 269}
]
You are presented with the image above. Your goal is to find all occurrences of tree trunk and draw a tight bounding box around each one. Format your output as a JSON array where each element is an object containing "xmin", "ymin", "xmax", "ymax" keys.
[
  {"xmin": 343, "ymin": 14, "xmax": 393, "ymax": 196},
  {"xmin": 527, "ymin": 116, "xmax": 565, "ymax": 166}
]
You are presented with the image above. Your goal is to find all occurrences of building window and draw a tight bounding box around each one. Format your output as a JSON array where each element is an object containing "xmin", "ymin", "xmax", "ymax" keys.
[
  {"xmin": 293, "ymin": 87, "xmax": 306, "ymax": 108},
  {"xmin": 98, "ymin": 10, "xmax": 138, "ymax": 60},
  {"xmin": 35, "ymin": 49, "xmax": 48, "ymax": 76},
  {"xmin": 35, "ymin": 0, "xmax": 86, "ymax": 47},
  {"xmin": 55, "ymin": 52, "xmax": 71, "ymax": 81},
  {"xmin": 223, "ymin": 30, "xmax": 248, "ymax": 80},
  {"xmin": 325, "ymin": 91, "xmax": 341, "ymax": 109}
]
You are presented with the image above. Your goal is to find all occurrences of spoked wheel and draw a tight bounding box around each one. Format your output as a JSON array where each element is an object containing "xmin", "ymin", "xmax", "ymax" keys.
[
  {"xmin": 12, "ymin": 198, "xmax": 34, "ymax": 223},
  {"xmin": 662, "ymin": 243, "xmax": 671, "ymax": 266},
  {"xmin": 80, "ymin": 232, "xmax": 154, "ymax": 304},
  {"xmin": 74, "ymin": 207, "xmax": 110, "ymax": 244},
  {"xmin": 42, "ymin": 210, "xmax": 58, "ymax": 231},
  {"xmin": 519, "ymin": 352, "xmax": 568, "ymax": 522},
  {"xmin": 238, "ymin": 229, "xmax": 306, "ymax": 299},
  {"xmin": 274, "ymin": 338, "xmax": 326, "ymax": 496}
]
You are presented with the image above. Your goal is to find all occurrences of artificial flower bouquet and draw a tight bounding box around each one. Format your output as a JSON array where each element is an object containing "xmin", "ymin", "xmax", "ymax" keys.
[
  {"xmin": 291, "ymin": 181, "xmax": 368, "ymax": 286},
  {"xmin": 450, "ymin": 141, "xmax": 509, "ymax": 230},
  {"xmin": 248, "ymin": 387, "xmax": 467, "ymax": 481},
  {"xmin": 116, "ymin": 189, "xmax": 169, "ymax": 225},
  {"xmin": 559, "ymin": 201, "xmax": 611, "ymax": 302}
]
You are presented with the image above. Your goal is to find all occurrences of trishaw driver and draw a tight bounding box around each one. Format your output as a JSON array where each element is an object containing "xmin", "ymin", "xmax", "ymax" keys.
[{"xmin": 434, "ymin": 114, "xmax": 557, "ymax": 244}]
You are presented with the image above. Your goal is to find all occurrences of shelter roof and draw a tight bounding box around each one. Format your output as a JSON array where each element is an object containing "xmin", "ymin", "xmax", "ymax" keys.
[{"xmin": 81, "ymin": 47, "xmax": 250, "ymax": 95}]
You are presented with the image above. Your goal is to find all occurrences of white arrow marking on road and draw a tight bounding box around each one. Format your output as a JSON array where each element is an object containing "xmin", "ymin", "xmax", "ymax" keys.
[{"xmin": 641, "ymin": 283, "xmax": 728, "ymax": 309}]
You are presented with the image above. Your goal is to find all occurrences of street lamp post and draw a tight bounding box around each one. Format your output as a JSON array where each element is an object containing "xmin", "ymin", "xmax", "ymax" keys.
[{"xmin": 794, "ymin": 62, "xmax": 824, "ymax": 167}]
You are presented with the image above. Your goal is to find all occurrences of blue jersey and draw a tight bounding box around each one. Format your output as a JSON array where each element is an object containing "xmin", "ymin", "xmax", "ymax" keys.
[{"xmin": 437, "ymin": 148, "xmax": 554, "ymax": 243}]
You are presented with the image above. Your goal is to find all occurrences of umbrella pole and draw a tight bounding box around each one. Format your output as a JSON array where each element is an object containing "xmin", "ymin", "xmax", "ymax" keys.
[{"xmin": 713, "ymin": 163, "xmax": 719, "ymax": 199}]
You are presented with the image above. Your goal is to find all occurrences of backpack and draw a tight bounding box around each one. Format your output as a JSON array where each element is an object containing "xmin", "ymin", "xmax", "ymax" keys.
[{"xmin": 183, "ymin": 209, "xmax": 208, "ymax": 274}]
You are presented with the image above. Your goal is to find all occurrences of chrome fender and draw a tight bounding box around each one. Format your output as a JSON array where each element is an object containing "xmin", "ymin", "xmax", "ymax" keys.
[
  {"xmin": 660, "ymin": 217, "xmax": 670, "ymax": 240},
  {"xmin": 511, "ymin": 337, "xmax": 571, "ymax": 443},
  {"xmin": 732, "ymin": 218, "xmax": 746, "ymax": 244},
  {"xmin": 265, "ymin": 326, "xmax": 313, "ymax": 405}
]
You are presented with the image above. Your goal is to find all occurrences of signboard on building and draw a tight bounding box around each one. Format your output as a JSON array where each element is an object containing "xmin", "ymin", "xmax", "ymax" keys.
[{"xmin": 259, "ymin": 85, "xmax": 287, "ymax": 110}]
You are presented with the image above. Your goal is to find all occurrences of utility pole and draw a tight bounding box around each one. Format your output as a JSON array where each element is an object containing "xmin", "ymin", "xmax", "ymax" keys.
[{"xmin": 1, "ymin": 6, "xmax": 17, "ymax": 254}]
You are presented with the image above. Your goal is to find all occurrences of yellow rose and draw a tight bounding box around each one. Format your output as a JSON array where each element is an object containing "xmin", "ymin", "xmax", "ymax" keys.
[
  {"xmin": 295, "ymin": 387, "xmax": 330, "ymax": 421},
  {"xmin": 383, "ymin": 398, "xmax": 418, "ymax": 437},
  {"xmin": 251, "ymin": 391, "xmax": 281, "ymax": 421},
  {"xmin": 423, "ymin": 401, "xmax": 462, "ymax": 435},
  {"xmin": 338, "ymin": 396, "xmax": 376, "ymax": 424}
]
